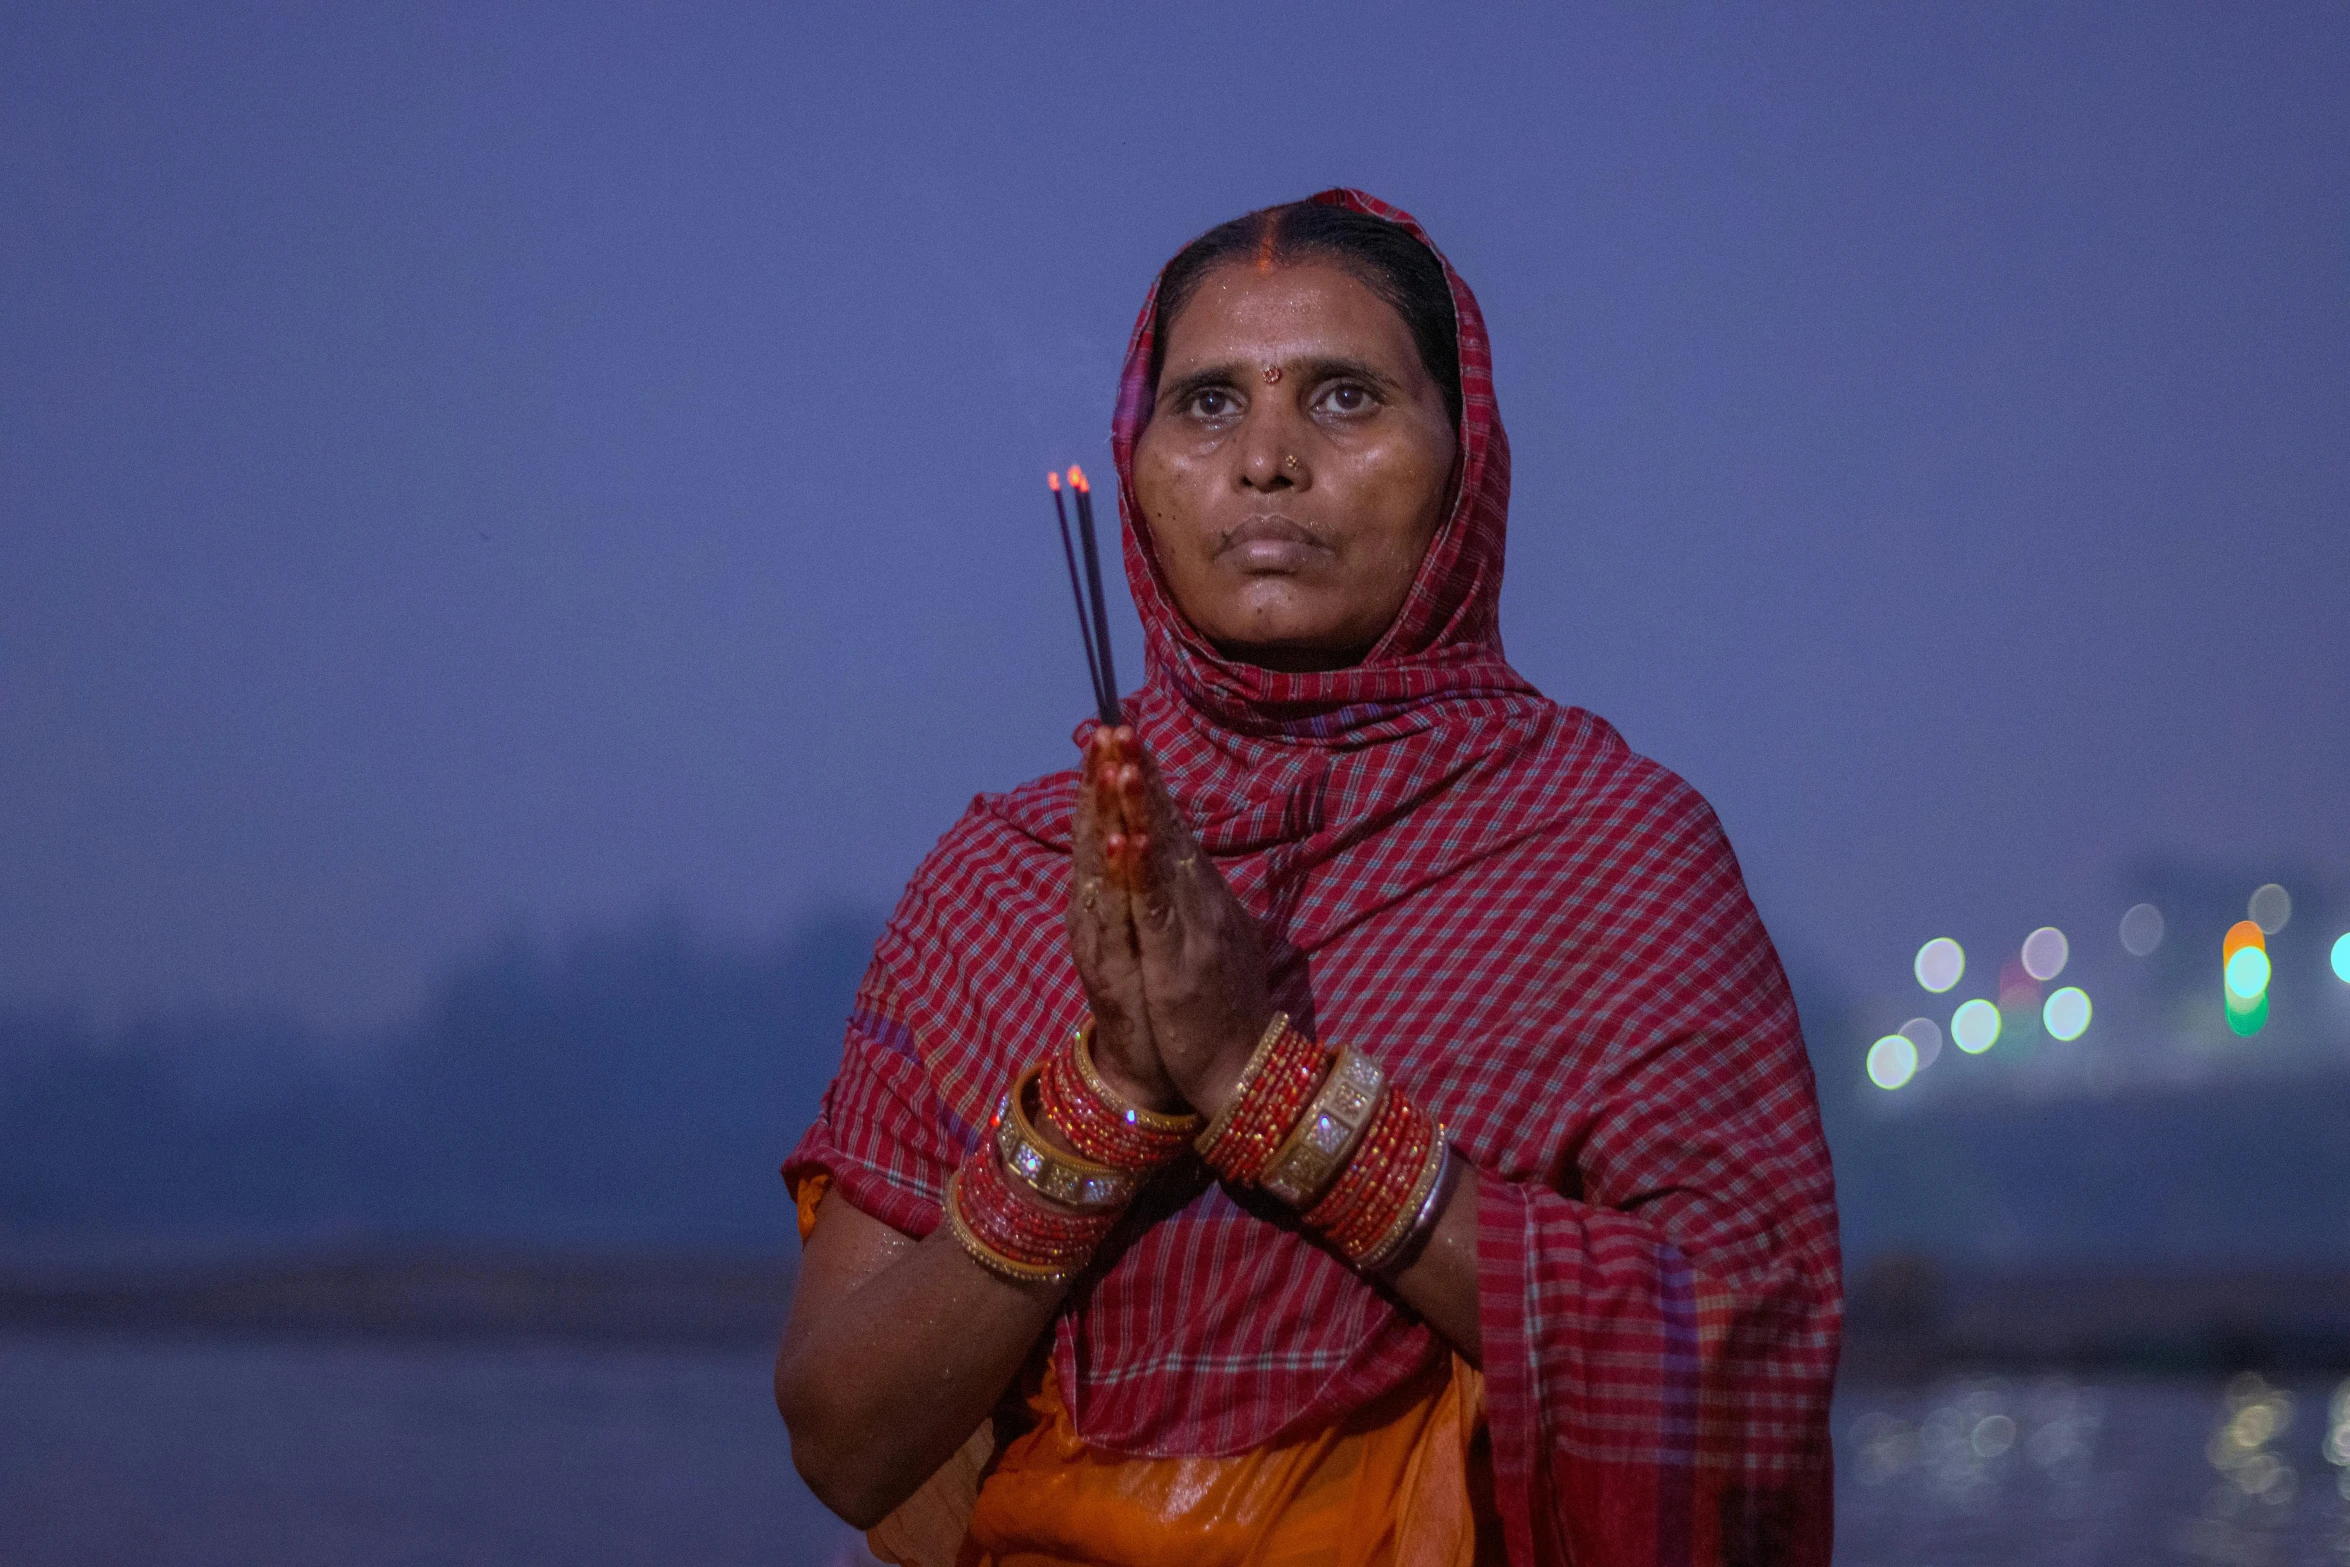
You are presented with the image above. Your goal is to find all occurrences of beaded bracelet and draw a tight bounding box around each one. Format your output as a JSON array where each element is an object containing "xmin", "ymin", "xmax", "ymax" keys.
[
  {"xmin": 947, "ymin": 1147, "xmax": 1115, "ymax": 1284},
  {"xmin": 1039, "ymin": 1022, "xmax": 1198, "ymax": 1171},
  {"xmin": 994, "ymin": 1064, "xmax": 1136, "ymax": 1213},
  {"xmin": 1259, "ymin": 1044, "xmax": 1387, "ymax": 1209},
  {"xmin": 1197, "ymin": 1018, "xmax": 1333, "ymax": 1185}
]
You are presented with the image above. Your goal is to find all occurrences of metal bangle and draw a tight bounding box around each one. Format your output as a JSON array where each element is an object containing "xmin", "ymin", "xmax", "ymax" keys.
[
  {"xmin": 1260, "ymin": 1045, "xmax": 1387, "ymax": 1209},
  {"xmin": 994, "ymin": 1065, "xmax": 1136, "ymax": 1214}
]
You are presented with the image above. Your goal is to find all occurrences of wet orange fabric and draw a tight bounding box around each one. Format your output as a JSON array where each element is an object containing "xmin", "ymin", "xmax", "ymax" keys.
[
  {"xmin": 956, "ymin": 1357, "xmax": 1495, "ymax": 1567},
  {"xmin": 792, "ymin": 1175, "xmax": 1498, "ymax": 1567}
]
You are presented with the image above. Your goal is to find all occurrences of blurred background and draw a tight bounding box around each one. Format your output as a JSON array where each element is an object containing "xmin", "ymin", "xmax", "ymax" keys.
[{"xmin": 3, "ymin": 4, "xmax": 2345, "ymax": 1562}]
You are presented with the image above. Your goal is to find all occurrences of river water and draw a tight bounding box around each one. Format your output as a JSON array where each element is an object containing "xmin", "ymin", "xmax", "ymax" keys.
[{"xmin": 6, "ymin": 1334, "xmax": 2347, "ymax": 1564}]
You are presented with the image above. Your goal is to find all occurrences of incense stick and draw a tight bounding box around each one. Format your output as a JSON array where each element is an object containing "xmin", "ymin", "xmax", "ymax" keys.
[
  {"xmin": 1048, "ymin": 465, "xmax": 1122, "ymax": 727},
  {"xmin": 1068, "ymin": 467, "xmax": 1122, "ymax": 726},
  {"xmin": 1047, "ymin": 472, "xmax": 1109, "ymax": 719}
]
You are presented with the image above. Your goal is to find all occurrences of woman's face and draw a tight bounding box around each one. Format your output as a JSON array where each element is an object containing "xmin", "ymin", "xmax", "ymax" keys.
[{"xmin": 1133, "ymin": 260, "xmax": 1458, "ymax": 672}]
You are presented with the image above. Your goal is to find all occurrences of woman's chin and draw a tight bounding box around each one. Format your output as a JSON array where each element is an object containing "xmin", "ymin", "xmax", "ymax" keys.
[{"xmin": 1214, "ymin": 630, "xmax": 1378, "ymax": 675}]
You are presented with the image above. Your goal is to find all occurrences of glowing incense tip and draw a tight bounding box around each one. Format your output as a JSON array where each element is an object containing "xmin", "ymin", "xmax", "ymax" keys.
[
  {"xmin": 1046, "ymin": 471, "xmax": 1060, "ymax": 490},
  {"xmin": 1068, "ymin": 465, "xmax": 1090, "ymax": 493}
]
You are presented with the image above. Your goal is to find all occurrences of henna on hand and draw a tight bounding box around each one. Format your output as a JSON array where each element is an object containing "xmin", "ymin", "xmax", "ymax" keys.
[
  {"xmin": 1067, "ymin": 726, "xmax": 1180, "ymax": 1110},
  {"xmin": 1121, "ymin": 742, "xmax": 1276, "ymax": 1122}
]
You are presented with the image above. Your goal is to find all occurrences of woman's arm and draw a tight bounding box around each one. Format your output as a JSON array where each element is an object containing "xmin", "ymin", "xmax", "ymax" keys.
[
  {"xmin": 1374, "ymin": 1162, "xmax": 1483, "ymax": 1363},
  {"xmin": 780, "ymin": 730, "xmax": 1175, "ymax": 1528},
  {"xmin": 773, "ymin": 1193, "xmax": 1063, "ymax": 1529}
]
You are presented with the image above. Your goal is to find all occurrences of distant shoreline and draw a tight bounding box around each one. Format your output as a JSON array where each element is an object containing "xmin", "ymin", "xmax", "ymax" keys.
[
  {"xmin": 6, "ymin": 1246, "xmax": 2347, "ymax": 1375},
  {"xmin": 0, "ymin": 1245, "xmax": 793, "ymax": 1347}
]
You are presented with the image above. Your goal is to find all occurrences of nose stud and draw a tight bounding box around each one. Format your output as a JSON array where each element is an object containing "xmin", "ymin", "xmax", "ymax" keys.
[{"xmin": 1283, "ymin": 454, "xmax": 1300, "ymax": 472}]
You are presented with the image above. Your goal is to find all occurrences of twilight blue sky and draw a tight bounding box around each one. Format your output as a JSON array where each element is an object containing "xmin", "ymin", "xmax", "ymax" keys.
[{"xmin": 4, "ymin": 4, "xmax": 2345, "ymax": 1035}]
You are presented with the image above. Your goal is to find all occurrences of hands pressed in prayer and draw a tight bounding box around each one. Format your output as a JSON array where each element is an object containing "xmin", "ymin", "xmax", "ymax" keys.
[
  {"xmin": 1068, "ymin": 724, "xmax": 1484, "ymax": 1355},
  {"xmin": 1068, "ymin": 726, "xmax": 1277, "ymax": 1121}
]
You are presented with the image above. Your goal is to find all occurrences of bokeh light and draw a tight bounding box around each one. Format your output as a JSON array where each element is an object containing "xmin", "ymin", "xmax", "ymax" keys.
[
  {"xmin": 2119, "ymin": 902, "xmax": 2164, "ymax": 956},
  {"xmin": 1867, "ymin": 1034, "xmax": 1919, "ymax": 1090},
  {"xmin": 2227, "ymin": 990, "xmax": 2270, "ymax": 1037},
  {"xmin": 2333, "ymin": 932, "xmax": 2350, "ymax": 985},
  {"xmin": 2042, "ymin": 986, "xmax": 2091, "ymax": 1041},
  {"xmin": 2020, "ymin": 926, "xmax": 2069, "ymax": 982},
  {"xmin": 1951, "ymin": 998, "xmax": 2001, "ymax": 1054},
  {"xmin": 1914, "ymin": 938, "xmax": 1964, "ymax": 994},
  {"xmin": 2249, "ymin": 882, "xmax": 2293, "ymax": 934},
  {"xmin": 2224, "ymin": 919, "xmax": 2270, "ymax": 1038},
  {"xmin": 1899, "ymin": 1016, "xmax": 1943, "ymax": 1071}
]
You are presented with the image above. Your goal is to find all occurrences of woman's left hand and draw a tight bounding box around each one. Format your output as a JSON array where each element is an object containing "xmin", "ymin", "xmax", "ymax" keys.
[{"xmin": 1114, "ymin": 743, "xmax": 1278, "ymax": 1123}]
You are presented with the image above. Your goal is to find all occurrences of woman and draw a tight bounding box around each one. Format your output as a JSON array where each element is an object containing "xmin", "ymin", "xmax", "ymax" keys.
[{"xmin": 777, "ymin": 190, "xmax": 1839, "ymax": 1567}]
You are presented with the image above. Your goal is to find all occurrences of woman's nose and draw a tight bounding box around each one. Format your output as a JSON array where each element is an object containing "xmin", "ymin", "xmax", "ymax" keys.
[{"xmin": 1236, "ymin": 413, "xmax": 1306, "ymax": 492}]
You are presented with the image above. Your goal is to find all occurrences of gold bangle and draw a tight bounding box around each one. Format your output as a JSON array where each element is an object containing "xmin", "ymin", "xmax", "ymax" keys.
[
  {"xmin": 946, "ymin": 1169, "xmax": 1078, "ymax": 1285},
  {"xmin": 1073, "ymin": 1021, "xmax": 1202, "ymax": 1135},
  {"xmin": 1260, "ymin": 1044, "xmax": 1387, "ymax": 1209},
  {"xmin": 1193, "ymin": 1012, "xmax": 1291, "ymax": 1158},
  {"xmin": 995, "ymin": 1064, "xmax": 1136, "ymax": 1214},
  {"xmin": 1358, "ymin": 1133, "xmax": 1452, "ymax": 1274}
]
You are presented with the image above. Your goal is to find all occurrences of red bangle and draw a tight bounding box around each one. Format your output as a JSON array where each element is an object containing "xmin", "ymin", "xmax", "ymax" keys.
[
  {"xmin": 950, "ymin": 1146, "xmax": 1116, "ymax": 1279},
  {"xmin": 1300, "ymin": 1094, "xmax": 1407, "ymax": 1238},
  {"xmin": 1305, "ymin": 1088, "xmax": 1440, "ymax": 1261},
  {"xmin": 1039, "ymin": 1026, "xmax": 1196, "ymax": 1171},
  {"xmin": 1198, "ymin": 1019, "xmax": 1333, "ymax": 1184}
]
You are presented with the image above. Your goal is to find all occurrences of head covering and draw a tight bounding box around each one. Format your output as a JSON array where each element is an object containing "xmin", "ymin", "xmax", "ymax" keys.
[
  {"xmin": 790, "ymin": 191, "xmax": 1839, "ymax": 1563},
  {"xmin": 1111, "ymin": 188, "xmax": 1527, "ymax": 743}
]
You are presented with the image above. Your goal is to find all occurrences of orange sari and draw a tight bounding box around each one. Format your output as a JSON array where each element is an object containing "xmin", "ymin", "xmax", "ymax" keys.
[{"xmin": 796, "ymin": 1176, "xmax": 1501, "ymax": 1567}]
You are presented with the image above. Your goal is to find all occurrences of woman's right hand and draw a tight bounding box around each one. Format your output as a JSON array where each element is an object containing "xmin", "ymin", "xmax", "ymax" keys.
[{"xmin": 1067, "ymin": 725, "xmax": 1182, "ymax": 1112}]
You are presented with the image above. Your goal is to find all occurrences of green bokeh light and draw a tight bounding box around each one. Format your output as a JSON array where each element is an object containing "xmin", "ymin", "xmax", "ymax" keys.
[
  {"xmin": 2332, "ymin": 932, "xmax": 2350, "ymax": 985},
  {"xmin": 2226, "ymin": 988, "xmax": 2269, "ymax": 1037}
]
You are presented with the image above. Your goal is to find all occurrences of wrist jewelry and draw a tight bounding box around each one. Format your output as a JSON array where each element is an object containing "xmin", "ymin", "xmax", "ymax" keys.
[
  {"xmin": 1040, "ymin": 1020, "xmax": 1198, "ymax": 1171},
  {"xmin": 1305, "ymin": 1087, "xmax": 1441, "ymax": 1264},
  {"xmin": 1359, "ymin": 1136, "xmax": 1454, "ymax": 1275},
  {"xmin": 947, "ymin": 1172, "xmax": 1076, "ymax": 1285},
  {"xmin": 1259, "ymin": 1044, "xmax": 1387, "ymax": 1209},
  {"xmin": 994, "ymin": 1064, "xmax": 1136, "ymax": 1213},
  {"xmin": 1073, "ymin": 1024, "xmax": 1201, "ymax": 1140},
  {"xmin": 947, "ymin": 1150, "xmax": 1114, "ymax": 1285},
  {"xmin": 1192, "ymin": 1012, "xmax": 1292, "ymax": 1161},
  {"xmin": 1197, "ymin": 1018, "xmax": 1333, "ymax": 1185}
]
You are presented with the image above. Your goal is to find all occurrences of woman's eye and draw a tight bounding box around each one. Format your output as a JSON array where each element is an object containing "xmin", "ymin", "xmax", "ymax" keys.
[
  {"xmin": 1188, "ymin": 388, "xmax": 1238, "ymax": 419},
  {"xmin": 1318, "ymin": 383, "xmax": 1375, "ymax": 415}
]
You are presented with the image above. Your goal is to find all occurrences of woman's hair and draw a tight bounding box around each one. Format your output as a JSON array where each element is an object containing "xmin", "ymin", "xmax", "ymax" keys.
[{"xmin": 1151, "ymin": 202, "xmax": 1463, "ymax": 430}]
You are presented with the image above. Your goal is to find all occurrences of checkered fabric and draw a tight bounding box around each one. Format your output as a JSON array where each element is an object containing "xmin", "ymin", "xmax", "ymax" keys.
[{"xmin": 786, "ymin": 190, "xmax": 1839, "ymax": 1566}]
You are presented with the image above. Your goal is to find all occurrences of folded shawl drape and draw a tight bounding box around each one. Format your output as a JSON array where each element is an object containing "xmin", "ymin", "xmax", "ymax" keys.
[{"xmin": 786, "ymin": 188, "xmax": 1840, "ymax": 1566}]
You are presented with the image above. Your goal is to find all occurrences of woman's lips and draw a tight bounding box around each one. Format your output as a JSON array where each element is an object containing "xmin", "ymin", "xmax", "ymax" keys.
[{"xmin": 1218, "ymin": 515, "xmax": 1328, "ymax": 572}]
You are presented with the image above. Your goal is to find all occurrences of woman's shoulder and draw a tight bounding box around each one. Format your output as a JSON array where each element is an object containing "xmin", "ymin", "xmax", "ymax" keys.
[
  {"xmin": 1523, "ymin": 703, "xmax": 1734, "ymax": 856},
  {"xmin": 882, "ymin": 766, "xmax": 1079, "ymax": 926}
]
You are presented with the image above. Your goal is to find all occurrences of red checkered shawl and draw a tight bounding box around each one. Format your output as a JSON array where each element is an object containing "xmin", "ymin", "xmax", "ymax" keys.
[{"xmin": 787, "ymin": 190, "xmax": 1840, "ymax": 1566}]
